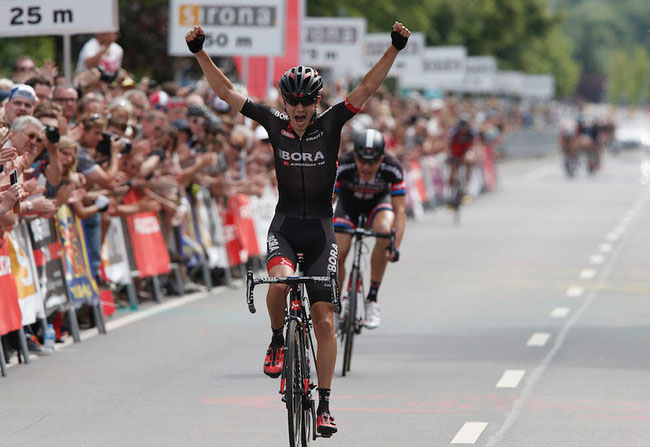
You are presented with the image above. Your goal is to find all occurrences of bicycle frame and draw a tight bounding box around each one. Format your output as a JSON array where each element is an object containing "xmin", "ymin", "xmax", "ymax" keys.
[{"xmin": 335, "ymin": 216, "xmax": 395, "ymax": 375}]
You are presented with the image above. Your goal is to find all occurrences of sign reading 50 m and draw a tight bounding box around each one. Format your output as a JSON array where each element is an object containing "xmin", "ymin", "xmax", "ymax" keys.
[
  {"xmin": 168, "ymin": 0, "xmax": 285, "ymax": 57},
  {"xmin": 0, "ymin": 0, "xmax": 118, "ymax": 37}
]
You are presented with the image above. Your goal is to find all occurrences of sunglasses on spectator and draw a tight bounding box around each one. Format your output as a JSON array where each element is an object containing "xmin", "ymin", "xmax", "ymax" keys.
[
  {"xmin": 55, "ymin": 97, "xmax": 76, "ymax": 103},
  {"xmin": 284, "ymin": 96, "xmax": 318, "ymax": 106},
  {"xmin": 14, "ymin": 65, "xmax": 35, "ymax": 72},
  {"xmin": 25, "ymin": 132, "xmax": 43, "ymax": 143}
]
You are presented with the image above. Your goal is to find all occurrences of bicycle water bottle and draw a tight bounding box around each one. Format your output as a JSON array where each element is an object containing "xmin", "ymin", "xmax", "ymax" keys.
[{"xmin": 44, "ymin": 324, "xmax": 55, "ymax": 350}]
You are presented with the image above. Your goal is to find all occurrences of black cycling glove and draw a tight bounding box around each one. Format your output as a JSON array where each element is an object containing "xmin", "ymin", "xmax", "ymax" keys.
[
  {"xmin": 389, "ymin": 248, "xmax": 400, "ymax": 263},
  {"xmin": 187, "ymin": 33, "xmax": 205, "ymax": 54},
  {"xmin": 391, "ymin": 30, "xmax": 408, "ymax": 51}
]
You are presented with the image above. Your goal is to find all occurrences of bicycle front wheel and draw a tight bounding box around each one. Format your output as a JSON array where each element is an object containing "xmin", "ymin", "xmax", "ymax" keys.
[
  {"xmin": 285, "ymin": 320, "xmax": 307, "ymax": 446},
  {"xmin": 342, "ymin": 268, "xmax": 359, "ymax": 376}
]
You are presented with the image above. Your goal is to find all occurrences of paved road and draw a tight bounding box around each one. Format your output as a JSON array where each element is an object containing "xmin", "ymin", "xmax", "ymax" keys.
[{"xmin": 3, "ymin": 149, "xmax": 650, "ymax": 446}]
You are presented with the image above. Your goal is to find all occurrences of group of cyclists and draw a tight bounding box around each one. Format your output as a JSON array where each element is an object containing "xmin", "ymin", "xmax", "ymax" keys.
[
  {"xmin": 560, "ymin": 115, "xmax": 615, "ymax": 177},
  {"xmin": 186, "ymin": 20, "xmax": 487, "ymax": 439}
]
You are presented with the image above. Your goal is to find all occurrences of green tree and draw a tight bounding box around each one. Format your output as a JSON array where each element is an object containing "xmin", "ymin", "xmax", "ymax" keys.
[{"xmin": 0, "ymin": 37, "xmax": 56, "ymax": 79}]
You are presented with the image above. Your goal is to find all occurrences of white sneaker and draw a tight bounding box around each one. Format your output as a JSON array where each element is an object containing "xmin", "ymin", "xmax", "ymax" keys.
[{"xmin": 364, "ymin": 301, "xmax": 381, "ymax": 329}]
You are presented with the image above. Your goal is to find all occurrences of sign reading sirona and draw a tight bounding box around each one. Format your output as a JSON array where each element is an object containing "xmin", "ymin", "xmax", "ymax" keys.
[{"xmin": 195, "ymin": 5, "xmax": 276, "ymax": 26}]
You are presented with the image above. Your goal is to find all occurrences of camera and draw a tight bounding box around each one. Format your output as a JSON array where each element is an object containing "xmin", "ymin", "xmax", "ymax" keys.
[
  {"xmin": 45, "ymin": 125, "xmax": 60, "ymax": 144},
  {"xmin": 96, "ymin": 132, "xmax": 132, "ymax": 156}
]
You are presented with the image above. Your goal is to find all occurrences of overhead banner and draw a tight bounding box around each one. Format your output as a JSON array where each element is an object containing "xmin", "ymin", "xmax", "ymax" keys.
[
  {"xmin": 521, "ymin": 74, "xmax": 555, "ymax": 100},
  {"xmin": 0, "ymin": 0, "xmax": 118, "ymax": 37},
  {"xmin": 357, "ymin": 32, "xmax": 425, "ymax": 80},
  {"xmin": 168, "ymin": 0, "xmax": 286, "ymax": 56},
  {"xmin": 403, "ymin": 46, "xmax": 467, "ymax": 91},
  {"xmin": 301, "ymin": 17, "xmax": 366, "ymax": 77},
  {"xmin": 495, "ymin": 71, "xmax": 525, "ymax": 97},
  {"xmin": 55, "ymin": 205, "xmax": 100, "ymax": 307},
  {"xmin": 28, "ymin": 217, "xmax": 68, "ymax": 313},
  {"xmin": 462, "ymin": 56, "xmax": 497, "ymax": 94},
  {"xmin": 0, "ymin": 237, "xmax": 22, "ymax": 335}
]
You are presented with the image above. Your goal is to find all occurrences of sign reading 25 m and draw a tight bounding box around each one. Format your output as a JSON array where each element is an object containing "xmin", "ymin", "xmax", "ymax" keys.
[
  {"xmin": 0, "ymin": 0, "xmax": 118, "ymax": 37},
  {"xmin": 168, "ymin": 0, "xmax": 285, "ymax": 57}
]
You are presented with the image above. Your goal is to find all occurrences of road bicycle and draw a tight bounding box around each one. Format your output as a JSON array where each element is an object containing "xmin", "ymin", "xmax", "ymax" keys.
[
  {"xmin": 448, "ymin": 158, "xmax": 467, "ymax": 225},
  {"xmin": 334, "ymin": 216, "xmax": 395, "ymax": 376},
  {"xmin": 246, "ymin": 257, "xmax": 339, "ymax": 447}
]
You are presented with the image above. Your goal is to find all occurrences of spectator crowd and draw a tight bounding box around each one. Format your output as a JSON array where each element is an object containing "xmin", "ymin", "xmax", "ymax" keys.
[{"xmin": 1, "ymin": 32, "xmax": 524, "ymax": 363}]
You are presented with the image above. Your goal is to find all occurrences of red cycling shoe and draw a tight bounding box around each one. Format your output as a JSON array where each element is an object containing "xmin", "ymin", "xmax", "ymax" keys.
[
  {"xmin": 263, "ymin": 345, "xmax": 284, "ymax": 378},
  {"xmin": 317, "ymin": 412, "xmax": 337, "ymax": 436}
]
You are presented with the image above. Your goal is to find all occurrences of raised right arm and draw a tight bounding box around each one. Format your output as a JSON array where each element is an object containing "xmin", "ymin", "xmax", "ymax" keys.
[{"xmin": 186, "ymin": 26, "xmax": 247, "ymax": 112}]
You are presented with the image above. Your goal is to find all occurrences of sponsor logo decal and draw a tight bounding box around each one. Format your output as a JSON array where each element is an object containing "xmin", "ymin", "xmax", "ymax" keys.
[{"xmin": 327, "ymin": 243, "xmax": 338, "ymax": 273}]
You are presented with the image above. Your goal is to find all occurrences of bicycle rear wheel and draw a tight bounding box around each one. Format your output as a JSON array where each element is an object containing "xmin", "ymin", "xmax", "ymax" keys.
[
  {"xmin": 342, "ymin": 268, "xmax": 359, "ymax": 376},
  {"xmin": 285, "ymin": 320, "xmax": 307, "ymax": 447}
]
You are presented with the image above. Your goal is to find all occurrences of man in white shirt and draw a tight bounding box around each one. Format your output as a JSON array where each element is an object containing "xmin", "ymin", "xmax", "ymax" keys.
[{"xmin": 76, "ymin": 33, "xmax": 123, "ymax": 76}]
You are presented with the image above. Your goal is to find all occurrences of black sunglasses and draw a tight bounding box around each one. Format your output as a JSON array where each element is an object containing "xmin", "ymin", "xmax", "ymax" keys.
[{"xmin": 284, "ymin": 96, "xmax": 317, "ymax": 106}]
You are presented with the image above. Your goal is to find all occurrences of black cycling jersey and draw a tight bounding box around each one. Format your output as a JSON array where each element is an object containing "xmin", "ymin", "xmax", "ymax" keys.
[
  {"xmin": 334, "ymin": 151, "xmax": 406, "ymax": 214},
  {"xmin": 241, "ymin": 98, "xmax": 358, "ymax": 219}
]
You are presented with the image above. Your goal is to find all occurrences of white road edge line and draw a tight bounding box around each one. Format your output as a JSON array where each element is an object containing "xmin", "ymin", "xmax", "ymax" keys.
[
  {"xmin": 451, "ymin": 422, "xmax": 489, "ymax": 444},
  {"xmin": 496, "ymin": 370, "xmax": 526, "ymax": 388},
  {"xmin": 485, "ymin": 200, "xmax": 639, "ymax": 447},
  {"xmin": 550, "ymin": 307, "xmax": 570, "ymax": 318},
  {"xmin": 527, "ymin": 333, "xmax": 551, "ymax": 347},
  {"xmin": 57, "ymin": 287, "xmax": 229, "ymax": 347}
]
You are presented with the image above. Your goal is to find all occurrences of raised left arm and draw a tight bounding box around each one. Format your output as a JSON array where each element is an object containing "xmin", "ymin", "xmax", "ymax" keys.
[{"xmin": 347, "ymin": 22, "xmax": 410, "ymax": 110}]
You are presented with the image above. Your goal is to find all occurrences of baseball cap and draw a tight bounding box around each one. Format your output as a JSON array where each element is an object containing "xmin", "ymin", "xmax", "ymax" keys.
[{"xmin": 8, "ymin": 84, "xmax": 37, "ymax": 103}]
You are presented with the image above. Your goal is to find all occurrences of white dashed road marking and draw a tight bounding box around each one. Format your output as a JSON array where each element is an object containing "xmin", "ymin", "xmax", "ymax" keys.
[
  {"xmin": 496, "ymin": 370, "xmax": 526, "ymax": 388},
  {"xmin": 589, "ymin": 254, "xmax": 605, "ymax": 264},
  {"xmin": 527, "ymin": 332, "xmax": 551, "ymax": 347},
  {"xmin": 451, "ymin": 422, "xmax": 488, "ymax": 444},
  {"xmin": 579, "ymin": 269, "xmax": 596, "ymax": 280},
  {"xmin": 566, "ymin": 286, "xmax": 584, "ymax": 297},
  {"xmin": 606, "ymin": 233, "xmax": 620, "ymax": 242},
  {"xmin": 598, "ymin": 243, "xmax": 613, "ymax": 253},
  {"xmin": 550, "ymin": 307, "xmax": 570, "ymax": 318}
]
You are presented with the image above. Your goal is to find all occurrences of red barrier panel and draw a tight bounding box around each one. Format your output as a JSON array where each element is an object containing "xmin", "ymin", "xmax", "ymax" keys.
[
  {"xmin": 123, "ymin": 190, "xmax": 170, "ymax": 277},
  {"xmin": 222, "ymin": 198, "xmax": 247, "ymax": 267},
  {"xmin": 232, "ymin": 194, "xmax": 261, "ymax": 258},
  {"xmin": 0, "ymin": 238, "xmax": 22, "ymax": 335}
]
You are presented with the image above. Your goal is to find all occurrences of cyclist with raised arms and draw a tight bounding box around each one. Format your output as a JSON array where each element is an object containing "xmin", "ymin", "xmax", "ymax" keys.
[
  {"xmin": 334, "ymin": 129, "xmax": 406, "ymax": 328},
  {"xmin": 185, "ymin": 21, "xmax": 410, "ymax": 436}
]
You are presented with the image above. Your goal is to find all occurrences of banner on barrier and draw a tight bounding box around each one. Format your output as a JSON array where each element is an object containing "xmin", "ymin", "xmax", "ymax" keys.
[
  {"xmin": 495, "ymin": 71, "xmax": 525, "ymax": 97},
  {"xmin": 100, "ymin": 217, "xmax": 132, "ymax": 285},
  {"xmin": 249, "ymin": 185, "xmax": 276, "ymax": 257},
  {"xmin": 7, "ymin": 226, "xmax": 45, "ymax": 326},
  {"xmin": 0, "ymin": 237, "xmax": 22, "ymax": 335},
  {"xmin": 193, "ymin": 188, "xmax": 229, "ymax": 269},
  {"xmin": 221, "ymin": 194, "xmax": 260, "ymax": 266},
  {"xmin": 28, "ymin": 217, "xmax": 68, "ymax": 312},
  {"xmin": 123, "ymin": 190, "xmax": 171, "ymax": 277},
  {"xmin": 54, "ymin": 205, "xmax": 100, "ymax": 306}
]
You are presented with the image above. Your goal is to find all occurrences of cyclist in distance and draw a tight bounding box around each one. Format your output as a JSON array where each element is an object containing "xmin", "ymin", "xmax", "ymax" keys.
[
  {"xmin": 448, "ymin": 114, "xmax": 478, "ymax": 201},
  {"xmin": 186, "ymin": 21, "xmax": 411, "ymax": 436},
  {"xmin": 333, "ymin": 129, "xmax": 406, "ymax": 329}
]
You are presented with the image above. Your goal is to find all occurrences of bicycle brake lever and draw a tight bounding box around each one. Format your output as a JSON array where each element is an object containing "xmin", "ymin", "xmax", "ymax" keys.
[{"xmin": 246, "ymin": 270, "xmax": 256, "ymax": 313}]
